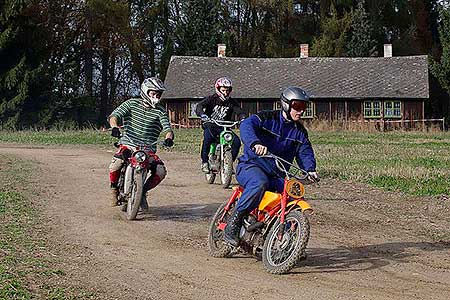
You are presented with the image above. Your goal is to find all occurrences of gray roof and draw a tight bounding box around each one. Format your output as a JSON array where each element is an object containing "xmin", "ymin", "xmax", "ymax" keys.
[{"xmin": 163, "ymin": 55, "xmax": 429, "ymax": 99}]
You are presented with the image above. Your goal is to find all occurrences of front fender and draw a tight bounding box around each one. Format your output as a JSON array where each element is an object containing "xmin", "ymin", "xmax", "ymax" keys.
[{"xmin": 287, "ymin": 200, "xmax": 313, "ymax": 212}]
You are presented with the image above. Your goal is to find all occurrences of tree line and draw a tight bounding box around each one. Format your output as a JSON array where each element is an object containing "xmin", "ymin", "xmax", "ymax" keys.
[{"xmin": 1, "ymin": 0, "xmax": 449, "ymax": 129}]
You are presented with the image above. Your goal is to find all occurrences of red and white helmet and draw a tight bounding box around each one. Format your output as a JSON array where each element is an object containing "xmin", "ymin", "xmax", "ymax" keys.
[
  {"xmin": 140, "ymin": 77, "xmax": 166, "ymax": 107},
  {"xmin": 215, "ymin": 76, "xmax": 233, "ymax": 101}
]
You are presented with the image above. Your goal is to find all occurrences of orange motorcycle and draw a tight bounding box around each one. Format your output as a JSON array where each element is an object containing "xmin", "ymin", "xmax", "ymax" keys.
[{"xmin": 208, "ymin": 153, "xmax": 317, "ymax": 274}]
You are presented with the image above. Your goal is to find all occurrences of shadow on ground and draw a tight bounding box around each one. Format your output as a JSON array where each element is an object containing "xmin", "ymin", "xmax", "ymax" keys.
[
  {"xmin": 292, "ymin": 241, "xmax": 450, "ymax": 274},
  {"xmin": 139, "ymin": 202, "xmax": 222, "ymax": 222}
]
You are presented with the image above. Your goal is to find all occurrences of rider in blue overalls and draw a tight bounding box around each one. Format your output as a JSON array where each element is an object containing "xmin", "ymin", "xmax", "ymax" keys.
[{"xmin": 224, "ymin": 86, "xmax": 319, "ymax": 246}]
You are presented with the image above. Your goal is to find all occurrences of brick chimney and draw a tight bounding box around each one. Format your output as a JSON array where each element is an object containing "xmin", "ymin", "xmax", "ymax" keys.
[
  {"xmin": 384, "ymin": 44, "xmax": 392, "ymax": 57},
  {"xmin": 217, "ymin": 44, "xmax": 226, "ymax": 57},
  {"xmin": 300, "ymin": 44, "xmax": 309, "ymax": 58}
]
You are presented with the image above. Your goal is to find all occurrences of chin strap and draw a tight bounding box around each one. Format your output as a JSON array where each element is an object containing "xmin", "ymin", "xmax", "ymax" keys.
[{"xmin": 217, "ymin": 92, "xmax": 229, "ymax": 102}]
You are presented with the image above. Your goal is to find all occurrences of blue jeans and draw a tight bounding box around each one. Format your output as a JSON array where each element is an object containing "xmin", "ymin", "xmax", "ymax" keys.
[
  {"xmin": 201, "ymin": 125, "xmax": 241, "ymax": 163},
  {"xmin": 235, "ymin": 161, "xmax": 284, "ymax": 212}
]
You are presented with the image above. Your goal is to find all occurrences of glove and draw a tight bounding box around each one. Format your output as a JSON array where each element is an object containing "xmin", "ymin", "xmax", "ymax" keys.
[
  {"xmin": 252, "ymin": 144, "xmax": 268, "ymax": 156},
  {"xmin": 200, "ymin": 114, "xmax": 209, "ymax": 122},
  {"xmin": 163, "ymin": 138, "xmax": 174, "ymax": 147},
  {"xmin": 307, "ymin": 171, "xmax": 319, "ymax": 182},
  {"xmin": 111, "ymin": 127, "xmax": 121, "ymax": 138}
]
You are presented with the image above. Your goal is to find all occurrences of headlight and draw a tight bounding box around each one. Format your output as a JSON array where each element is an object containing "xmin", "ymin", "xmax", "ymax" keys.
[
  {"xmin": 223, "ymin": 133, "xmax": 233, "ymax": 142},
  {"xmin": 286, "ymin": 179, "xmax": 305, "ymax": 199},
  {"xmin": 134, "ymin": 151, "xmax": 147, "ymax": 163}
]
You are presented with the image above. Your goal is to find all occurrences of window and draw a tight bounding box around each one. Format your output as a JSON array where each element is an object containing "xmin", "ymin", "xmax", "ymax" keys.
[
  {"xmin": 274, "ymin": 101, "xmax": 282, "ymax": 110},
  {"xmin": 301, "ymin": 102, "xmax": 314, "ymax": 118},
  {"xmin": 258, "ymin": 101, "xmax": 274, "ymax": 111},
  {"xmin": 363, "ymin": 101, "xmax": 381, "ymax": 118},
  {"xmin": 188, "ymin": 101, "xmax": 200, "ymax": 118},
  {"xmin": 242, "ymin": 101, "xmax": 257, "ymax": 115},
  {"xmin": 384, "ymin": 101, "xmax": 401, "ymax": 118}
]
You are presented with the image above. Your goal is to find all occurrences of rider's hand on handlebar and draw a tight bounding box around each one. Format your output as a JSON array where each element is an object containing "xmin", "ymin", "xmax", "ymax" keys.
[
  {"xmin": 111, "ymin": 127, "xmax": 121, "ymax": 138},
  {"xmin": 253, "ymin": 144, "xmax": 268, "ymax": 156},
  {"xmin": 163, "ymin": 138, "xmax": 174, "ymax": 147},
  {"xmin": 200, "ymin": 114, "xmax": 209, "ymax": 122}
]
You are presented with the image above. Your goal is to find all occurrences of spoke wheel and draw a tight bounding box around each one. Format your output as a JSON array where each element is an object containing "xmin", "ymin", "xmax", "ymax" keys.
[
  {"xmin": 220, "ymin": 150, "xmax": 233, "ymax": 188},
  {"xmin": 207, "ymin": 201, "xmax": 234, "ymax": 257},
  {"xmin": 205, "ymin": 154, "xmax": 216, "ymax": 184},
  {"xmin": 126, "ymin": 172, "xmax": 144, "ymax": 220},
  {"xmin": 262, "ymin": 210, "xmax": 310, "ymax": 274}
]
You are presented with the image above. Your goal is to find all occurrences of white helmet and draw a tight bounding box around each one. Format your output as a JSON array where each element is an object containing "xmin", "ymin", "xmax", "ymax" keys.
[
  {"xmin": 215, "ymin": 76, "xmax": 233, "ymax": 101},
  {"xmin": 140, "ymin": 77, "xmax": 166, "ymax": 107}
]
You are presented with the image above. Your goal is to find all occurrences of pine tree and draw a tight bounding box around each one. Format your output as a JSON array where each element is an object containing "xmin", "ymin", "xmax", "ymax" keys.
[
  {"xmin": 345, "ymin": 1, "xmax": 377, "ymax": 57},
  {"xmin": 430, "ymin": 6, "xmax": 450, "ymax": 119},
  {"xmin": 0, "ymin": 0, "xmax": 48, "ymax": 129},
  {"xmin": 310, "ymin": 5, "xmax": 352, "ymax": 57},
  {"xmin": 174, "ymin": 0, "xmax": 223, "ymax": 56}
]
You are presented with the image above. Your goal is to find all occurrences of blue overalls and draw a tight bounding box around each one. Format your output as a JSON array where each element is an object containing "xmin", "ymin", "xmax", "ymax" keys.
[{"xmin": 235, "ymin": 110, "xmax": 316, "ymax": 213}]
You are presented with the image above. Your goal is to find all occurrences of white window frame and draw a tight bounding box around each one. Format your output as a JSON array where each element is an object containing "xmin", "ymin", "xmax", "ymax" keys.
[
  {"xmin": 188, "ymin": 101, "xmax": 200, "ymax": 119},
  {"xmin": 384, "ymin": 100, "xmax": 401, "ymax": 118},
  {"xmin": 363, "ymin": 100, "xmax": 382, "ymax": 118}
]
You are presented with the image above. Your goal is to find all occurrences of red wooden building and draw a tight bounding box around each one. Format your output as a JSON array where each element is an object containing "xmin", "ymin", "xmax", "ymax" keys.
[{"xmin": 163, "ymin": 49, "xmax": 429, "ymax": 128}]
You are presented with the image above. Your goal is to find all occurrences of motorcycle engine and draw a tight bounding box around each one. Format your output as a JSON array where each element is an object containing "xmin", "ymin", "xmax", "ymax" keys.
[{"xmin": 239, "ymin": 215, "xmax": 263, "ymax": 247}]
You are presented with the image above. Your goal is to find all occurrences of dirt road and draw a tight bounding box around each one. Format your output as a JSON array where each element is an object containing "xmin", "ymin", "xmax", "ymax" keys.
[{"xmin": 2, "ymin": 145, "xmax": 450, "ymax": 299}]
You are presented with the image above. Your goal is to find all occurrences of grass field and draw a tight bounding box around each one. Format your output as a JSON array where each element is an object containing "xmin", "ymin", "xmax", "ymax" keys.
[
  {"xmin": 0, "ymin": 129, "xmax": 449, "ymax": 197},
  {"xmin": 0, "ymin": 155, "xmax": 95, "ymax": 299}
]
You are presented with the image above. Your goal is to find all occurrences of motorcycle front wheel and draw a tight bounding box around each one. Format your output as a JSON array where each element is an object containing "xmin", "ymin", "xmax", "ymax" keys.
[
  {"xmin": 262, "ymin": 210, "xmax": 310, "ymax": 274},
  {"xmin": 207, "ymin": 201, "xmax": 234, "ymax": 258},
  {"xmin": 126, "ymin": 171, "xmax": 144, "ymax": 220},
  {"xmin": 220, "ymin": 149, "xmax": 233, "ymax": 188},
  {"xmin": 205, "ymin": 154, "xmax": 216, "ymax": 184}
]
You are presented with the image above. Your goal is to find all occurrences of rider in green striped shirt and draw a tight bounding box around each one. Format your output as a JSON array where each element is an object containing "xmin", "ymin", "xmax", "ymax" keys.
[{"xmin": 108, "ymin": 77, "xmax": 174, "ymax": 207}]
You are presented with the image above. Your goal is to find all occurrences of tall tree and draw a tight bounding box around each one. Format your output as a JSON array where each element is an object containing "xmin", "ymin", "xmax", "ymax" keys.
[
  {"xmin": 174, "ymin": 0, "xmax": 223, "ymax": 56},
  {"xmin": 310, "ymin": 5, "xmax": 352, "ymax": 56},
  {"xmin": 430, "ymin": 5, "xmax": 450, "ymax": 119},
  {"xmin": 0, "ymin": 0, "xmax": 49, "ymax": 129},
  {"xmin": 345, "ymin": 1, "xmax": 377, "ymax": 57}
]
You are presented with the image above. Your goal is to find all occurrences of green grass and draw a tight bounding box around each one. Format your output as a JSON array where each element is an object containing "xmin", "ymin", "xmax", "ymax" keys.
[
  {"xmin": 1, "ymin": 129, "xmax": 449, "ymax": 196},
  {"xmin": 313, "ymin": 131, "xmax": 450, "ymax": 196},
  {"xmin": 0, "ymin": 155, "xmax": 95, "ymax": 299}
]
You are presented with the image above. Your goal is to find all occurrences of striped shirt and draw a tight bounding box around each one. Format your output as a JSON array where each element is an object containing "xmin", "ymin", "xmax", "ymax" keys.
[{"xmin": 110, "ymin": 98, "xmax": 172, "ymax": 152}]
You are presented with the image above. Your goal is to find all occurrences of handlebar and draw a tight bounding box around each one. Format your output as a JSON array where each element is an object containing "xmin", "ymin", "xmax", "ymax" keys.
[
  {"xmin": 258, "ymin": 152, "xmax": 319, "ymax": 184},
  {"xmin": 203, "ymin": 119, "xmax": 240, "ymax": 128},
  {"xmin": 113, "ymin": 138, "xmax": 170, "ymax": 150}
]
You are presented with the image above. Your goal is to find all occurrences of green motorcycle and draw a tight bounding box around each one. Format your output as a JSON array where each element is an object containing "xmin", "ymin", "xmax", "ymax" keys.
[{"xmin": 204, "ymin": 119, "xmax": 240, "ymax": 188}]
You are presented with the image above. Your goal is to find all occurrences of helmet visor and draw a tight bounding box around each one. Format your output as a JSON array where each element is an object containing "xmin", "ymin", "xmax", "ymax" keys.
[{"xmin": 291, "ymin": 100, "xmax": 307, "ymax": 112}]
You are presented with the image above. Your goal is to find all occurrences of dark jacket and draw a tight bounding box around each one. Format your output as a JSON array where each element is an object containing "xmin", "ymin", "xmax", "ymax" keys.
[
  {"xmin": 195, "ymin": 93, "xmax": 246, "ymax": 121},
  {"xmin": 239, "ymin": 110, "xmax": 316, "ymax": 174}
]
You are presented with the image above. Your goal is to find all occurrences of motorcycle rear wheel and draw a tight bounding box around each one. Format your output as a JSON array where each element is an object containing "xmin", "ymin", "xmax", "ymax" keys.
[
  {"xmin": 262, "ymin": 210, "xmax": 310, "ymax": 274},
  {"xmin": 207, "ymin": 201, "xmax": 234, "ymax": 257},
  {"xmin": 126, "ymin": 172, "xmax": 144, "ymax": 220}
]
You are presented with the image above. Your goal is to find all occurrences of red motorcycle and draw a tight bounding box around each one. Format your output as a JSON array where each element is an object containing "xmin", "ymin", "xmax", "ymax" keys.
[
  {"xmin": 208, "ymin": 153, "xmax": 318, "ymax": 274},
  {"xmin": 114, "ymin": 140, "xmax": 164, "ymax": 220}
]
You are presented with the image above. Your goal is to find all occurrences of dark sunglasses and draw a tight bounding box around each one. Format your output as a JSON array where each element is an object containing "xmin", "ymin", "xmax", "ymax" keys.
[{"xmin": 291, "ymin": 100, "xmax": 307, "ymax": 111}]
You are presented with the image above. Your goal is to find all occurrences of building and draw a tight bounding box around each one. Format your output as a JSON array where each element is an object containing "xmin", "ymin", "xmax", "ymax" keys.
[{"xmin": 163, "ymin": 45, "xmax": 429, "ymax": 127}]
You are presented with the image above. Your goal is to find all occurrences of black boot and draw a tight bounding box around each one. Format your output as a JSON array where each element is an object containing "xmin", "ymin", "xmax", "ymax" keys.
[{"xmin": 223, "ymin": 209, "xmax": 246, "ymax": 247}]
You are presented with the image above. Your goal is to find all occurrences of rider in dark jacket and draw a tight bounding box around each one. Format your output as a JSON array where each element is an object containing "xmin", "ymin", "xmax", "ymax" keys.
[
  {"xmin": 195, "ymin": 76, "xmax": 246, "ymax": 173},
  {"xmin": 223, "ymin": 86, "xmax": 318, "ymax": 246}
]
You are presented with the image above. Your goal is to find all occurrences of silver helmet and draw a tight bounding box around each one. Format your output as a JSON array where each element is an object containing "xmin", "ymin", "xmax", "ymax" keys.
[
  {"xmin": 280, "ymin": 86, "xmax": 310, "ymax": 120},
  {"xmin": 140, "ymin": 77, "xmax": 166, "ymax": 107}
]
